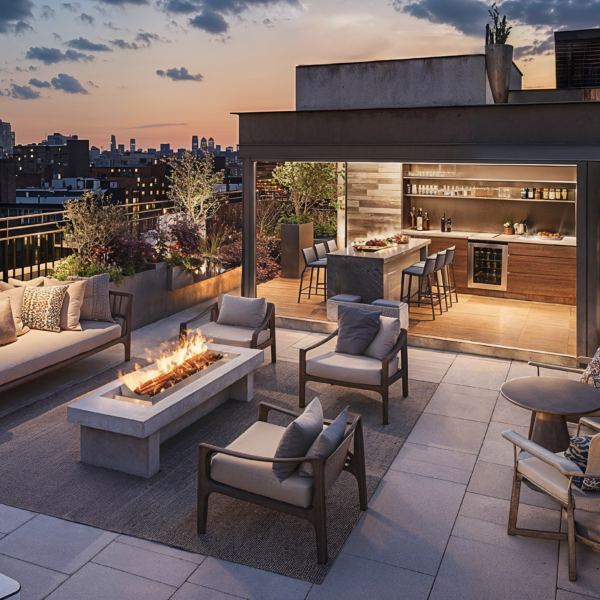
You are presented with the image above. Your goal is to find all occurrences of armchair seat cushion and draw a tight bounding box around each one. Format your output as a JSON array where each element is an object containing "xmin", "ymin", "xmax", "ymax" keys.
[
  {"xmin": 306, "ymin": 351, "xmax": 399, "ymax": 386},
  {"xmin": 211, "ymin": 421, "xmax": 314, "ymax": 508},
  {"xmin": 197, "ymin": 322, "xmax": 270, "ymax": 348}
]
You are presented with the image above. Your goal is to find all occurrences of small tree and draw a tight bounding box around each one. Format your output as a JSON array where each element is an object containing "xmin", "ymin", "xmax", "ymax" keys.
[
  {"xmin": 59, "ymin": 191, "xmax": 125, "ymax": 264},
  {"xmin": 486, "ymin": 2, "xmax": 512, "ymax": 45},
  {"xmin": 271, "ymin": 162, "xmax": 343, "ymax": 216},
  {"xmin": 166, "ymin": 151, "xmax": 225, "ymax": 225}
]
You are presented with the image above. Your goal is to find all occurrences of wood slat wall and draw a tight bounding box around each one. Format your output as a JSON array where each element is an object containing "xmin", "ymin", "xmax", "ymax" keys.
[{"xmin": 347, "ymin": 163, "xmax": 403, "ymax": 242}]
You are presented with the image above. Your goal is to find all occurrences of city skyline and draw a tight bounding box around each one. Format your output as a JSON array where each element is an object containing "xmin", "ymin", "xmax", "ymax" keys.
[{"xmin": 1, "ymin": 0, "xmax": 599, "ymax": 148}]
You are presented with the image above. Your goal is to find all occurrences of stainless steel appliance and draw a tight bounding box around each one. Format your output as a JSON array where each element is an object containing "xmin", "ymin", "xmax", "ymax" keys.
[{"xmin": 468, "ymin": 240, "xmax": 508, "ymax": 291}]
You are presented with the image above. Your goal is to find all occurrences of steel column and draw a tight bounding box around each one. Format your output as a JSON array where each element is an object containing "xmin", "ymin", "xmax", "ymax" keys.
[{"xmin": 241, "ymin": 158, "xmax": 257, "ymax": 298}]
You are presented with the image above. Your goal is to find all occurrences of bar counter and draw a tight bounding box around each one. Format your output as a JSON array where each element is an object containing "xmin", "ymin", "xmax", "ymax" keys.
[{"xmin": 327, "ymin": 238, "xmax": 431, "ymax": 304}]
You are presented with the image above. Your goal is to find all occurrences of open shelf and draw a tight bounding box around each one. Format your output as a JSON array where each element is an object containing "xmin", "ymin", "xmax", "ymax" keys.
[
  {"xmin": 403, "ymin": 176, "xmax": 577, "ymax": 189},
  {"xmin": 404, "ymin": 193, "xmax": 575, "ymax": 204}
]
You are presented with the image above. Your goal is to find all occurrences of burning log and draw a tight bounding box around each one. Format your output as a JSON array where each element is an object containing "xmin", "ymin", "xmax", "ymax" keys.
[{"xmin": 133, "ymin": 351, "xmax": 223, "ymax": 397}]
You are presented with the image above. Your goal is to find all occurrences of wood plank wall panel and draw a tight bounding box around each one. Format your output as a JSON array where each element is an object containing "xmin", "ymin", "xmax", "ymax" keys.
[{"xmin": 347, "ymin": 163, "xmax": 403, "ymax": 242}]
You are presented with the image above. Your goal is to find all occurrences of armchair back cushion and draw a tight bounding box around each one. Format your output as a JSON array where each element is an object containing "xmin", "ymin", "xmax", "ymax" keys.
[
  {"xmin": 45, "ymin": 279, "xmax": 87, "ymax": 331},
  {"xmin": 0, "ymin": 286, "xmax": 28, "ymax": 336},
  {"xmin": 217, "ymin": 295, "xmax": 267, "ymax": 329},
  {"xmin": 0, "ymin": 298, "xmax": 17, "ymax": 346},
  {"xmin": 564, "ymin": 435, "xmax": 600, "ymax": 491},
  {"xmin": 335, "ymin": 305, "xmax": 381, "ymax": 356},
  {"xmin": 8, "ymin": 277, "xmax": 45, "ymax": 288},
  {"xmin": 299, "ymin": 407, "xmax": 349, "ymax": 478},
  {"xmin": 273, "ymin": 397, "xmax": 323, "ymax": 481},
  {"xmin": 363, "ymin": 316, "xmax": 401, "ymax": 360}
]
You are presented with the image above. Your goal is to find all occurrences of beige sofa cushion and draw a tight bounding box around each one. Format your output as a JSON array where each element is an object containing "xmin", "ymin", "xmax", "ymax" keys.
[
  {"xmin": 217, "ymin": 294, "xmax": 267, "ymax": 329},
  {"xmin": 0, "ymin": 286, "xmax": 28, "ymax": 336},
  {"xmin": 0, "ymin": 320, "xmax": 122, "ymax": 386},
  {"xmin": 45, "ymin": 279, "xmax": 87, "ymax": 331},
  {"xmin": 363, "ymin": 317, "xmax": 400, "ymax": 360},
  {"xmin": 211, "ymin": 421, "xmax": 314, "ymax": 508},
  {"xmin": 0, "ymin": 282, "xmax": 15, "ymax": 291},
  {"xmin": 197, "ymin": 322, "xmax": 269, "ymax": 348},
  {"xmin": 0, "ymin": 298, "xmax": 17, "ymax": 346},
  {"xmin": 306, "ymin": 351, "xmax": 399, "ymax": 386},
  {"xmin": 8, "ymin": 277, "xmax": 45, "ymax": 288}
]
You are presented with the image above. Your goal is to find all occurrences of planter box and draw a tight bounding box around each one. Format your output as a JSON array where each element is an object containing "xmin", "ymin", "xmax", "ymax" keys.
[
  {"xmin": 281, "ymin": 222, "xmax": 314, "ymax": 279},
  {"xmin": 145, "ymin": 261, "xmax": 167, "ymax": 271},
  {"xmin": 167, "ymin": 266, "xmax": 196, "ymax": 292},
  {"xmin": 110, "ymin": 266, "xmax": 242, "ymax": 330}
]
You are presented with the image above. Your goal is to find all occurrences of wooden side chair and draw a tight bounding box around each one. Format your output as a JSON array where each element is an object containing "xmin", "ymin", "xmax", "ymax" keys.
[
  {"xmin": 197, "ymin": 402, "xmax": 367, "ymax": 564},
  {"xmin": 179, "ymin": 294, "xmax": 276, "ymax": 363}
]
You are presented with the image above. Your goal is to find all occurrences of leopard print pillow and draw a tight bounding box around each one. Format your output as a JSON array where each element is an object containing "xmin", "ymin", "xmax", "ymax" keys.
[{"xmin": 22, "ymin": 285, "xmax": 69, "ymax": 333}]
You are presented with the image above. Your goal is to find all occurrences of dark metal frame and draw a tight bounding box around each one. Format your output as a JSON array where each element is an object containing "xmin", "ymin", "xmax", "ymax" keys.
[
  {"xmin": 179, "ymin": 300, "xmax": 277, "ymax": 363},
  {"xmin": 299, "ymin": 328, "xmax": 408, "ymax": 425},
  {"xmin": 0, "ymin": 290, "xmax": 132, "ymax": 395},
  {"xmin": 197, "ymin": 402, "xmax": 368, "ymax": 564},
  {"xmin": 298, "ymin": 248, "xmax": 327, "ymax": 303},
  {"xmin": 401, "ymin": 255, "xmax": 446, "ymax": 320}
]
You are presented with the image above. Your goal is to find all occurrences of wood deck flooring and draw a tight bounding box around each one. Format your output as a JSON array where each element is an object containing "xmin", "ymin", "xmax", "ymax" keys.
[{"xmin": 257, "ymin": 277, "xmax": 577, "ymax": 356}]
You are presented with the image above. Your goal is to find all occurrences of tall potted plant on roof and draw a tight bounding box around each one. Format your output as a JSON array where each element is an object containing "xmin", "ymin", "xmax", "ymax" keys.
[
  {"xmin": 485, "ymin": 2, "xmax": 513, "ymax": 104},
  {"xmin": 272, "ymin": 162, "xmax": 342, "ymax": 278}
]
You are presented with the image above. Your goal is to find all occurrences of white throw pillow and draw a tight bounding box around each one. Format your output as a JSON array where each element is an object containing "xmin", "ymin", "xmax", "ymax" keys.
[
  {"xmin": 217, "ymin": 295, "xmax": 267, "ymax": 329},
  {"xmin": 363, "ymin": 316, "xmax": 401, "ymax": 360}
]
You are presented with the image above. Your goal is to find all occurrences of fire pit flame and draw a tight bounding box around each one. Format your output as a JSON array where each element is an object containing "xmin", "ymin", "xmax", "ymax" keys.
[{"xmin": 120, "ymin": 334, "xmax": 222, "ymax": 398}]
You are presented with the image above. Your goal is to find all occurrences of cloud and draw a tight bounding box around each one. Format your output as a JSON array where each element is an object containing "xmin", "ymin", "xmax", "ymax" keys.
[
  {"xmin": 189, "ymin": 9, "xmax": 229, "ymax": 33},
  {"xmin": 53, "ymin": 32, "xmax": 62, "ymax": 41},
  {"xmin": 156, "ymin": 66, "xmax": 203, "ymax": 81},
  {"xmin": 514, "ymin": 36, "xmax": 554, "ymax": 59},
  {"xmin": 263, "ymin": 17, "xmax": 273, "ymax": 27},
  {"xmin": 96, "ymin": 0, "xmax": 149, "ymax": 4},
  {"xmin": 104, "ymin": 21, "xmax": 125, "ymax": 30},
  {"xmin": 29, "ymin": 77, "xmax": 52, "ymax": 87},
  {"xmin": 78, "ymin": 12, "xmax": 95, "ymax": 25},
  {"xmin": 110, "ymin": 29, "xmax": 168, "ymax": 49},
  {"xmin": 0, "ymin": 0, "xmax": 34, "ymax": 35},
  {"xmin": 61, "ymin": 3, "xmax": 80, "ymax": 12},
  {"xmin": 66, "ymin": 37, "xmax": 112, "ymax": 51},
  {"xmin": 25, "ymin": 46, "xmax": 94, "ymax": 64},
  {"xmin": 86, "ymin": 80, "xmax": 99, "ymax": 88},
  {"xmin": 51, "ymin": 73, "xmax": 89, "ymax": 94},
  {"xmin": 14, "ymin": 20, "xmax": 34, "ymax": 35},
  {"xmin": 8, "ymin": 83, "xmax": 41, "ymax": 99},
  {"xmin": 130, "ymin": 122, "xmax": 188, "ymax": 129},
  {"xmin": 40, "ymin": 5, "xmax": 57, "ymax": 19}
]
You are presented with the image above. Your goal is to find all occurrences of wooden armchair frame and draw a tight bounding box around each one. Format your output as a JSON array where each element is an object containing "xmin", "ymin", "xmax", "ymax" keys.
[
  {"xmin": 197, "ymin": 402, "xmax": 367, "ymax": 564},
  {"xmin": 299, "ymin": 329, "xmax": 408, "ymax": 425},
  {"xmin": 179, "ymin": 300, "xmax": 277, "ymax": 363}
]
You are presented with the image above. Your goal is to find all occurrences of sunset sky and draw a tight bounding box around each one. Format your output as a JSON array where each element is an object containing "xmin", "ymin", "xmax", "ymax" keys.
[{"xmin": 1, "ymin": 0, "xmax": 598, "ymax": 149}]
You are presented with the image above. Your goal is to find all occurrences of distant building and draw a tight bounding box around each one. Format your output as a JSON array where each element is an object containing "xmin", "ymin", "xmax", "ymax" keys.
[
  {"xmin": 200, "ymin": 137, "xmax": 207, "ymax": 151},
  {"xmin": 110, "ymin": 134, "xmax": 116, "ymax": 152},
  {"xmin": 10, "ymin": 132, "xmax": 15, "ymax": 150},
  {"xmin": 47, "ymin": 133, "xmax": 77, "ymax": 146},
  {"xmin": 0, "ymin": 121, "xmax": 12, "ymax": 156},
  {"xmin": 0, "ymin": 159, "xmax": 17, "ymax": 203},
  {"xmin": 192, "ymin": 135, "xmax": 199, "ymax": 153},
  {"xmin": 16, "ymin": 177, "xmax": 101, "ymax": 204},
  {"xmin": 130, "ymin": 139, "xmax": 136, "ymax": 152},
  {"xmin": 555, "ymin": 28, "xmax": 600, "ymax": 89},
  {"xmin": 226, "ymin": 146, "xmax": 233, "ymax": 153},
  {"xmin": 216, "ymin": 144, "xmax": 221, "ymax": 153},
  {"xmin": 91, "ymin": 151, "xmax": 156, "ymax": 167},
  {"xmin": 208, "ymin": 137, "xmax": 215, "ymax": 150},
  {"xmin": 118, "ymin": 144, "xmax": 125, "ymax": 153},
  {"xmin": 90, "ymin": 146, "xmax": 101, "ymax": 161},
  {"xmin": 13, "ymin": 138, "xmax": 90, "ymax": 179},
  {"xmin": 147, "ymin": 148, "xmax": 156, "ymax": 154}
]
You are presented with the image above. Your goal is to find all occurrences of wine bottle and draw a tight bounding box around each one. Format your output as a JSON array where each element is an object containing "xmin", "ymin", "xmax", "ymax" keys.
[
  {"xmin": 417, "ymin": 208, "xmax": 423, "ymax": 231},
  {"xmin": 424, "ymin": 212, "xmax": 430, "ymax": 231},
  {"xmin": 441, "ymin": 213, "xmax": 446, "ymax": 233}
]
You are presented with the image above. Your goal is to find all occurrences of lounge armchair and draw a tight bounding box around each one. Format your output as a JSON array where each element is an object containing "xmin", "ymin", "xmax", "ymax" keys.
[
  {"xmin": 503, "ymin": 429, "xmax": 600, "ymax": 581},
  {"xmin": 299, "ymin": 325, "xmax": 408, "ymax": 425},
  {"xmin": 180, "ymin": 294, "xmax": 276, "ymax": 363},
  {"xmin": 197, "ymin": 402, "xmax": 367, "ymax": 564}
]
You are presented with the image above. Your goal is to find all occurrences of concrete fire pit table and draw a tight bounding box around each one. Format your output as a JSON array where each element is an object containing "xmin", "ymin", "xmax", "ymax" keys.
[{"xmin": 67, "ymin": 344, "xmax": 264, "ymax": 478}]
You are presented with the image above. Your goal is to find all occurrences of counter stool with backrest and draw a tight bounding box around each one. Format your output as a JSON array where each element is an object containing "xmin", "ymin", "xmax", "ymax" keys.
[
  {"xmin": 298, "ymin": 247, "xmax": 327, "ymax": 303},
  {"xmin": 401, "ymin": 252, "xmax": 446, "ymax": 320},
  {"xmin": 441, "ymin": 246, "xmax": 458, "ymax": 307},
  {"xmin": 326, "ymin": 240, "xmax": 337, "ymax": 252},
  {"xmin": 314, "ymin": 242, "xmax": 328, "ymax": 261}
]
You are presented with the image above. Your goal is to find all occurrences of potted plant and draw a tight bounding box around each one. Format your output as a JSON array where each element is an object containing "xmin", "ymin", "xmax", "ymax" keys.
[
  {"xmin": 503, "ymin": 220, "xmax": 514, "ymax": 235},
  {"xmin": 485, "ymin": 3, "xmax": 513, "ymax": 104}
]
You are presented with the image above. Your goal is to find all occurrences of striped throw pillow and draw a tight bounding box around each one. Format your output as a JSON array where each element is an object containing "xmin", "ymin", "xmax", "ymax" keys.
[{"xmin": 564, "ymin": 435, "xmax": 600, "ymax": 492}]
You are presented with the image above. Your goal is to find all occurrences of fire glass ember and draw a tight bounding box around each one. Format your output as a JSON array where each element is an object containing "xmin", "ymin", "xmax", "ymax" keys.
[{"xmin": 120, "ymin": 334, "xmax": 223, "ymax": 398}]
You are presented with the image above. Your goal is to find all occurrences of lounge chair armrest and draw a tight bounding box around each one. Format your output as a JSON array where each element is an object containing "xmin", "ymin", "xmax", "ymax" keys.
[
  {"xmin": 382, "ymin": 329, "xmax": 408, "ymax": 363},
  {"xmin": 528, "ymin": 361, "xmax": 585, "ymax": 375},
  {"xmin": 252, "ymin": 303, "xmax": 275, "ymax": 345},
  {"xmin": 502, "ymin": 430, "xmax": 583, "ymax": 477},
  {"xmin": 198, "ymin": 442, "xmax": 321, "ymax": 465},
  {"xmin": 257, "ymin": 402, "xmax": 302, "ymax": 422},
  {"xmin": 300, "ymin": 330, "xmax": 339, "ymax": 358},
  {"xmin": 179, "ymin": 302, "xmax": 218, "ymax": 339},
  {"xmin": 579, "ymin": 416, "xmax": 600, "ymax": 433}
]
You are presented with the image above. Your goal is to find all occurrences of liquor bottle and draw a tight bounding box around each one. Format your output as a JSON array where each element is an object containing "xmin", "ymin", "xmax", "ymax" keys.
[
  {"xmin": 441, "ymin": 213, "xmax": 446, "ymax": 233},
  {"xmin": 521, "ymin": 188, "xmax": 527, "ymax": 199},
  {"xmin": 424, "ymin": 212, "xmax": 430, "ymax": 231},
  {"xmin": 411, "ymin": 207, "xmax": 416, "ymax": 229},
  {"xmin": 446, "ymin": 217, "xmax": 452, "ymax": 233},
  {"xmin": 406, "ymin": 182, "xmax": 412, "ymax": 194},
  {"xmin": 528, "ymin": 187, "xmax": 534, "ymax": 199},
  {"xmin": 417, "ymin": 208, "xmax": 424, "ymax": 231}
]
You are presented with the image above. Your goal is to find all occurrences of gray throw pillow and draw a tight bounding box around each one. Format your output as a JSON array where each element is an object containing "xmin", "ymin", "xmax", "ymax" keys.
[
  {"xmin": 299, "ymin": 407, "xmax": 349, "ymax": 478},
  {"xmin": 335, "ymin": 305, "xmax": 381, "ymax": 355},
  {"xmin": 273, "ymin": 397, "xmax": 323, "ymax": 481},
  {"xmin": 78, "ymin": 273, "xmax": 115, "ymax": 323},
  {"xmin": 217, "ymin": 294, "xmax": 267, "ymax": 329},
  {"xmin": 363, "ymin": 316, "xmax": 401, "ymax": 360}
]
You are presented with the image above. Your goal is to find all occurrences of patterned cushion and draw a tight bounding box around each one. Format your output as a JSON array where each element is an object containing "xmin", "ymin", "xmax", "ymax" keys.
[
  {"xmin": 582, "ymin": 347, "xmax": 600, "ymax": 388},
  {"xmin": 0, "ymin": 298, "xmax": 17, "ymax": 346},
  {"xmin": 77, "ymin": 274, "xmax": 115, "ymax": 323},
  {"xmin": 564, "ymin": 435, "xmax": 600, "ymax": 491},
  {"xmin": 21, "ymin": 286, "xmax": 69, "ymax": 333}
]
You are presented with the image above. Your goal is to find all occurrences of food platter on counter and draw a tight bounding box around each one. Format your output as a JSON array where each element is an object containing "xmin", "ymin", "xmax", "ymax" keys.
[
  {"xmin": 352, "ymin": 235, "xmax": 410, "ymax": 252},
  {"xmin": 536, "ymin": 232, "xmax": 564, "ymax": 241}
]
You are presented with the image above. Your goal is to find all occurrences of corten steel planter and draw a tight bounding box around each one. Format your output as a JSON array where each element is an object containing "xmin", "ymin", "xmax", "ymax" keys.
[
  {"xmin": 281, "ymin": 222, "xmax": 314, "ymax": 279},
  {"xmin": 485, "ymin": 44, "xmax": 514, "ymax": 104}
]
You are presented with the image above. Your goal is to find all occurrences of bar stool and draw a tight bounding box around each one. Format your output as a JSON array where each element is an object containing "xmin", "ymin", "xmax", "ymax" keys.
[
  {"xmin": 326, "ymin": 240, "xmax": 337, "ymax": 252},
  {"xmin": 401, "ymin": 252, "xmax": 446, "ymax": 320},
  {"xmin": 442, "ymin": 246, "xmax": 459, "ymax": 305},
  {"xmin": 411, "ymin": 249, "xmax": 452, "ymax": 311},
  {"xmin": 298, "ymin": 247, "xmax": 327, "ymax": 303},
  {"xmin": 314, "ymin": 242, "xmax": 328, "ymax": 261}
]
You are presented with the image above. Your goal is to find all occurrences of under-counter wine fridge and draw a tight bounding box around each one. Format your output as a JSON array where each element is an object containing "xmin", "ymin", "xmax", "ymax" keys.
[{"xmin": 467, "ymin": 241, "xmax": 508, "ymax": 291}]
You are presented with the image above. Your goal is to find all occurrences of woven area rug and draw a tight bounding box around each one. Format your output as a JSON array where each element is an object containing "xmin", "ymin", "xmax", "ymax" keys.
[{"xmin": 0, "ymin": 360, "xmax": 436, "ymax": 584}]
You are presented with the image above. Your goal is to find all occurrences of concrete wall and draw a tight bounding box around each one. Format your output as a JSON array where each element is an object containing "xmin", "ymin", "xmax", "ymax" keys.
[
  {"xmin": 109, "ymin": 267, "xmax": 242, "ymax": 330},
  {"xmin": 296, "ymin": 55, "xmax": 522, "ymax": 111}
]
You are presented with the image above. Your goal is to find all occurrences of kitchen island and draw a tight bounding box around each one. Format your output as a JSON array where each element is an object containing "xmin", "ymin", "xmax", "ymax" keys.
[{"xmin": 327, "ymin": 238, "xmax": 431, "ymax": 304}]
